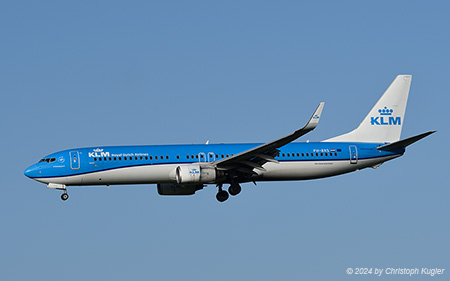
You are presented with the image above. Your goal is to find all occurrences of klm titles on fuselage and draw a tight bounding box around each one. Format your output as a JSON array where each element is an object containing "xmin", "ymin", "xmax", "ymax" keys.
[
  {"xmin": 88, "ymin": 148, "xmax": 110, "ymax": 158},
  {"xmin": 88, "ymin": 151, "xmax": 111, "ymax": 158},
  {"xmin": 371, "ymin": 107, "xmax": 401, "ymax": 126}
]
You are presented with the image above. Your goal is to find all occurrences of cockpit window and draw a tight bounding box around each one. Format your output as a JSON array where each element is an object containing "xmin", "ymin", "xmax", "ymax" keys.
[{"xmin": 38, "ymin": 158, "xmax": 56, "ymax": 163}]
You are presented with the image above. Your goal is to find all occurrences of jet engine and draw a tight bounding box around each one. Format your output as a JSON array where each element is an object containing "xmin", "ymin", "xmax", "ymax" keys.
[
  {"xmin": 175, "ymin": 164, "xmax": 221, "ymax": 184},
  {"xmin": 157, "ymin": 183, "xmax": 203, "ymax": 195}
]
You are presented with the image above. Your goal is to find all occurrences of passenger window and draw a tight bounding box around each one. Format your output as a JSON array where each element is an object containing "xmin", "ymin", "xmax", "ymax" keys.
[
  {"xmin": 166, "ymin": 156, "xmax": 169, "ymax": 159},
  {"xmin": 155, "ymin": 156, "xmax": 158, "ymax": 160},
  {"xmin": 124, "ymin": 157, "xmax": 127, "ymax": 160},
  {"xmin": 316, "ymin": 153, "xmax": 318, "ymax": 156},
  {"xmin": 104, "ymin": 157, "xmax": 107, "ymax": 161},
  {"xmin": 335, "ymin": 152, "xmax": 338, "ymax": 156},
  {"xmin": 94, "ymin": 158, "xmax": 97, "ymax": 161},
  {"xmin": 306, "ymin": 153, "xmax": 309, "ymax": 156},
  {"xmin": 287, "ymin": 153, "xmax": 290, "ymax": 157},
  {"xmin": 221, "ymin": 154, "xmax": 224, "ymax": 158},
  {"xmin": 325, "ymin": 153, "xmax": 328, "ymax": 156},
  {"xmin": 177, "ymin": 155, "xmax": 180, "ymax": 159},
  {"xmin": 145, "ymin": 156, "xmax": 148, "ymax": 160},
  {"xmin": 195, "ymin": 155, "xmax": 198, "ymax": 159},
  {"xmin": 320, "ymin": 153, "xmax": 323, "ymax": 156},
  {"xmin": 140, "ymin": 156, "xmax": 143, "ymax": 160},
  {"xmin": 226, "ymin": 154, "xmax": 229, "ymax": 157},
  {"xmin": 119, "ymin": 157, "xmax": 122, "ymax": 160},
  {"xmin": 186, "ymin": 155, "xmax": 189, "ymax": 159},
  {"xmin": 150, "ymin": 156, "xmax": 153, "ymax": 160},
  {"xmin": 301, "ymin": 153, "xmax": 304, "ymax": 157},
  {"xmin": 99, "ymin": 158, "xmax": 102, "ymax": 161},
  {"xmin": 114, "ymin": 157, "xmax": 117, "ymax": 161}
]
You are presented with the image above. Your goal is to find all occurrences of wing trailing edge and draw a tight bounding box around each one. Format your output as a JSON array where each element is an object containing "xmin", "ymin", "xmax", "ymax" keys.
[{"xmin": 214, "ymin": 102, "xmax": 324, "ymax": 170}]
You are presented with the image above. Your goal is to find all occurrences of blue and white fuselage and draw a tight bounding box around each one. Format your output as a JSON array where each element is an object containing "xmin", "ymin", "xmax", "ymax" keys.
[
  {"xmin": 24, "ymin": 75, "xmax": 435, "ymax": 202},
  {"xmin": 24, "ymin": 142, "xmax": 402, "ymax": 185}
]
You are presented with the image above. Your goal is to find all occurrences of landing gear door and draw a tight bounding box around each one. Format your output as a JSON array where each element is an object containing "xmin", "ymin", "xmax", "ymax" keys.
[
  {"xmin": 70, "ymin": 151, "xmax": 80, "ymax": 169},
  {"xmin": 349, "ymin": 145, "xmax": 358, "ymax": 164}
]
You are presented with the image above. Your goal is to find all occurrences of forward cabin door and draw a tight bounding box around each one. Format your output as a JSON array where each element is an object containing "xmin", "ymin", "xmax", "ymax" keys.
[
  {"xmin": 70, "ymin": 151, "xmax": 81, "ymax": 169},
  {"xmin": 349, "ymin": 145, "xmax": 358, "ymax": 164}
]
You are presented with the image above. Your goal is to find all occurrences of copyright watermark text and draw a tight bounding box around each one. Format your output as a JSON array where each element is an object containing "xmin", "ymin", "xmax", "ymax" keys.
[{"xmin": 346, "ymin": 267, "xmax": 445, "ymax": 277}]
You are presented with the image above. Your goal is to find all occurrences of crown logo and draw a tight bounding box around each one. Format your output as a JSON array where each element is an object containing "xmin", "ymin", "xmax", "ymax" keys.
[
  {"xmin": 93, "ymin": 148, "xmax": 103, "ymax": 152},
  {"xmin": 378, "ymin": 106, "xmax": 393, "ymax": 116}
]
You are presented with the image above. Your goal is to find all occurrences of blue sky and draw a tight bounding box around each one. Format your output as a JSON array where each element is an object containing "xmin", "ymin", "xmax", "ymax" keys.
[{"xmin": 1, "ymin": 1, "xmax": 449, "ymax": 280}]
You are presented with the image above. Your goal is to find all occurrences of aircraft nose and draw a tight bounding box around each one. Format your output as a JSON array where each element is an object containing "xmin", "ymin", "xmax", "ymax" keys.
[{"xmin": 24, "ymin": 164, "xmax": 39, "ymax": 178}]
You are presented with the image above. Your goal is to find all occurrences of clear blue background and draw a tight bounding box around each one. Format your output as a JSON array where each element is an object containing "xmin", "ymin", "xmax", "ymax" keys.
[{"xmin": 1, "ymin": 1, "xmax": 448, "ymax": 280}]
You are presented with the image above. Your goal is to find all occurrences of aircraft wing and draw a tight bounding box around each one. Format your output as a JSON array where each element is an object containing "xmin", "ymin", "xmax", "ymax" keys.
[{"xmin": 213, "ymin": 102, "xmax": 324, "ymax": 174}]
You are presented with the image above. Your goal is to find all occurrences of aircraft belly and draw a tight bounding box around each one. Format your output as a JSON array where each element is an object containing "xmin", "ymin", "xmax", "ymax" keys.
[
  {"xmin": 38, "ymin": 164, "xmax": 178, "ymax": 186},
  {"xmin": 258, "ymin": 156, "xmax": 397, "ymax": 181},
  {"xmin": 81, "ymin": 165, "xmax": 177, "ymax": 185}
]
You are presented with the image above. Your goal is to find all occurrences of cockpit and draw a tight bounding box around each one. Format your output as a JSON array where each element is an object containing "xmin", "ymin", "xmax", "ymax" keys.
[{"xmin": 38, "ymin": 158, "xmax": 56, "ymax": 163}]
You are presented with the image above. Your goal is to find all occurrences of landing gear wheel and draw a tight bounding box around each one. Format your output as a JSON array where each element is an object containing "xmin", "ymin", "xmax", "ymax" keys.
[
  {"xmin": 228, "ymin": 183, "xmax": 241, "ymax": 196},
  {"xmin": 216, "ymin": 190, "xmax": 229, "ymax": 202},
  {"xmin": 61, "ymin": 193, "xmax": 69, "ymax": 201}
]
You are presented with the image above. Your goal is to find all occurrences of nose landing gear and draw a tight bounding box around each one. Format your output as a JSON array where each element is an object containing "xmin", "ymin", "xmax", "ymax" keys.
[{"xmin": 61, "ymin": 191, "xmax": 69, "ymax": 201}]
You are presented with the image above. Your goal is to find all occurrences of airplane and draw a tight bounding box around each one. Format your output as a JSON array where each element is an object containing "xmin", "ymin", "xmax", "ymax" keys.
[{"xmin": 24, "ymin": 75, "xmax": 435, "ymax": 202}]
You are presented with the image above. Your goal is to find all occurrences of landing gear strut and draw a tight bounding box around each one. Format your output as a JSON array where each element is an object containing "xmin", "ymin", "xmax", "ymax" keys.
[
  {"xmin": 61, "ymin": 191, "xmax": 69, "ymax": 201},
  {"xmin": 216, "ymin": 185, "xmax": 229, "ymax": 202}
]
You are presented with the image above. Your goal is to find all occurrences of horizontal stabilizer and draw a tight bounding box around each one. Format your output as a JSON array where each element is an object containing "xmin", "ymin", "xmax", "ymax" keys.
[{"xmin": 377, "ymin": 131, "xmax": 436, "ymax": 151}]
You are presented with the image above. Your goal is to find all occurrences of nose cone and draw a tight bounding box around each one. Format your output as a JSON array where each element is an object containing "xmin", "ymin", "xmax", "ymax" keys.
[{"xmin": 24, "ymin": 164, "xmax": 39, "ymax": 179}]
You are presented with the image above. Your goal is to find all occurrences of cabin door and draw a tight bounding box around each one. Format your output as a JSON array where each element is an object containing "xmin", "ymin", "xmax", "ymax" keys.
[
  {"xmin": 70, "ymin": 151, "xmax": 80, "ymax": 169},
  {"xmin": 349, "ymin": 145, "xmax": 358, "ymax": 164}
]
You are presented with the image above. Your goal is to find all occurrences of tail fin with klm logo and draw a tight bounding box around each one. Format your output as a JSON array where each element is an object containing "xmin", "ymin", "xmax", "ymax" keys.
[{"xmin": 324, "ymin": 75, "xmax": 412, "ymax": 143}]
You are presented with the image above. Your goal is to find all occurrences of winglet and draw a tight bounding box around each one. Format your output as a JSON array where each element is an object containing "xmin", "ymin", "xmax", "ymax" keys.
[
  {"xmin": 303, "ymin": 102, "xmax": 325, "ymax": 131},
  {"xmin": 213, "ymin": 102, "xmax": 325, "ymax": 167}
]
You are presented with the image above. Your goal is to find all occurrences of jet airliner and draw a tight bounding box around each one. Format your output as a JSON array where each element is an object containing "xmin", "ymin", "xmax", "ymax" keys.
[{"xmin": 24, "ymin": 75, "xmax": 435, "ymax": 202}]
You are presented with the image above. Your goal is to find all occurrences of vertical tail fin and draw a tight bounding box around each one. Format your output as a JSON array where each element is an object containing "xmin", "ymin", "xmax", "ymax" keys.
[{"xmin": 324, "ymin": 75, "xmax": 412, "ymax": 143}]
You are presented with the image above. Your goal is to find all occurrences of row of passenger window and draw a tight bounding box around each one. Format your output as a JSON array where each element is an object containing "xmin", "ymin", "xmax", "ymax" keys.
[
  {"xmin": 92, "ymin": 151, "xmax": 339, "ymax": 162},
  {"xmin": 94, "ymin": 156, "xmax": 169, "ymax": 162},
  {"xmin": 281, "ymin": 152, "xmax": 338, "ymax": 157},
  {"xmin": 93, "ymin": 154, "xmax": 234, "ymax": 162},
  {"xmin": 187, "ymin": 154, "xmax": 232, "ymax": 159}
]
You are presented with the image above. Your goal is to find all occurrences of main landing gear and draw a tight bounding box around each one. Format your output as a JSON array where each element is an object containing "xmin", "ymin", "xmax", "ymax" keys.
[
  {"xmin": 216, "ymin": 183, "xmax": 242, "ymax": 202},
  {"xmin": 61, "ymin": 191, "xmax": 69, "ymax": 201},
  {"xmin": 228, "ymin": 183, "xmax": 241, "ymax": 196}
]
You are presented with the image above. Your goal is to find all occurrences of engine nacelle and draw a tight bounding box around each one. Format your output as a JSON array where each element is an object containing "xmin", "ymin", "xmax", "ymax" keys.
[
  {"xmin": 157, "ymin": 183, "xmax": 203, "ymax": 195},
  {"xmin": 175, "ymin": 164, "xmax": 218, "ymax": 184}
]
